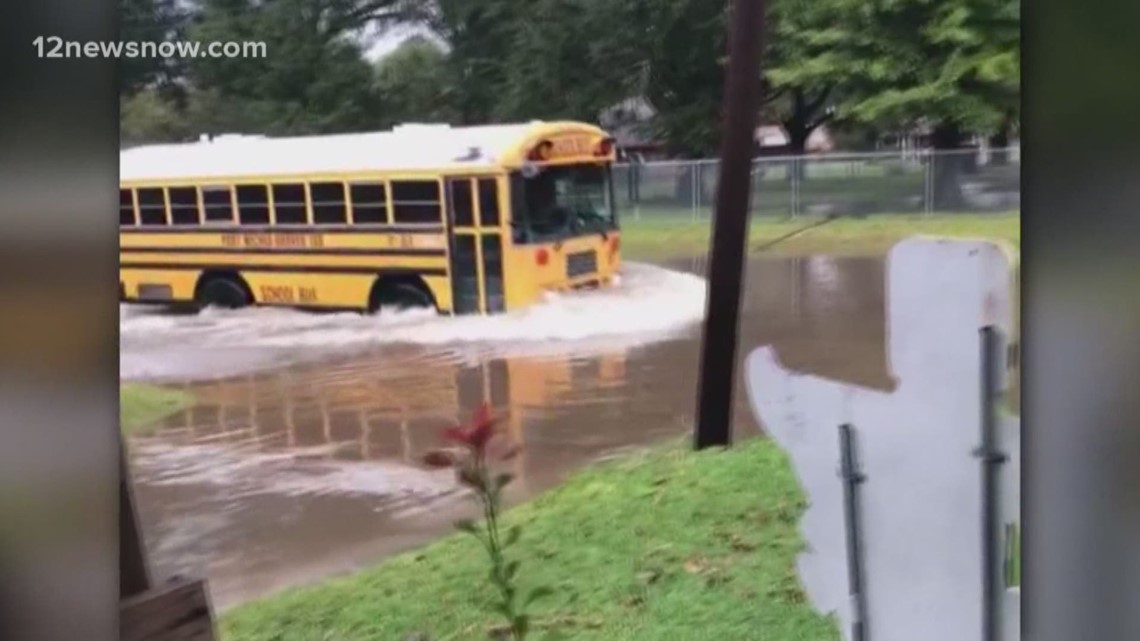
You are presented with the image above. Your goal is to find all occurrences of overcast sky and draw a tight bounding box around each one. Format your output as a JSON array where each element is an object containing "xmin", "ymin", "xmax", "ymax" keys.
[{"xmin": 362, "ymin": 22, "xmax": 445, "ymax": 61}]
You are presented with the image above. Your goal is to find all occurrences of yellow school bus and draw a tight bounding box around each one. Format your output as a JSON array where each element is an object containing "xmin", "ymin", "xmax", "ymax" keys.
[{"xmin": 119, "ymin": 121, "xmax": 622, "ymax": 314}]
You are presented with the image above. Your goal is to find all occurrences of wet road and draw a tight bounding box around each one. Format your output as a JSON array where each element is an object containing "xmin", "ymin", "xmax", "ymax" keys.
[{"xmin": 123, "ymin": 256, "xmax": 889, "ymax": 611}]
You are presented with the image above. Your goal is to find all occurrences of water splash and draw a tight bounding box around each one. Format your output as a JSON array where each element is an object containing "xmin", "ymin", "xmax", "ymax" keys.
[{"xmin": 121, "ymin": 262, "xmax": 706, "ymax": 360}]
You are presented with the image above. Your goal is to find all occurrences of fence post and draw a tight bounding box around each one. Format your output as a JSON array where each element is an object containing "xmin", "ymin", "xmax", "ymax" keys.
[
  {"xmin": 694, "ymin": 161, "xmax": 701, "ymax": 222},
  {"xmin": 691, "ymin": 160, "xmax": 699, "ymax": 222},
  {"xmin": 924, "ymin": 150, "xmax": 935, "ymax": 216},
  {"xmin": 632, "ymin": 162, "xmax": 641, "ymax": 222},
  {"xmin": 791, "ymin": 156, "xmax": 801, "ymax": 218}
]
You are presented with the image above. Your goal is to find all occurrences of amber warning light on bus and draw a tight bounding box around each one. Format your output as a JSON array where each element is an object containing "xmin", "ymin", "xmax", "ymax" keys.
[{"xmin": 609, "ymin": 236, "xmax": 621, "ymax": 261}]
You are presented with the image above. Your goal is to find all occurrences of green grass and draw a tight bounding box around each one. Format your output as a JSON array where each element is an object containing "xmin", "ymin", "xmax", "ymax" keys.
[
  {"xmin": 222, "ymin": 438, "xmax": 837, "ymax": 641},
  {"xmin": 120, "ymin": 384, "xmax": 193, "ymax": 435},
  {"xmin": 1005, "ymin": 523, "xmax": 1022, "ymax": 588},
  {"xmin": 620, "ymin": 213, "xmax": 1020, "ymax": 260}
]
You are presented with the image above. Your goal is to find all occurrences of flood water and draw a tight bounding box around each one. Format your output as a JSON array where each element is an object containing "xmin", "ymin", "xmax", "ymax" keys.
[{"xmin": 121, "ymin": 256, "xmax": 891, "ymax": 611}]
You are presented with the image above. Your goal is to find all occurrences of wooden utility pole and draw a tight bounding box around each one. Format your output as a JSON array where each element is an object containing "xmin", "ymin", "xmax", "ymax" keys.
[
  {"xmin": 120, "ymin": 437, "xmax": 152, "ymax": 598},
  {"xmin": 694, "ymin": 0, "xmax": 768, "ymax": 449}
]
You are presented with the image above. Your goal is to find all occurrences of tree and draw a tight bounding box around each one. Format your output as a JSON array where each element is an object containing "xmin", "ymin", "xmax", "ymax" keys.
[
  {"xmin": 188, "ymin": 0, "xmax": 406, "ymax": 134},
  {"xmin": 120, "ymin": 88, "xmax": 192, "ymax": 145},
  {"xmin": 643, "ymin": 0, "xmax": 730, "ymax": 158},
  {"xmin": 119, "ymin": 0, "xmax": 189, "ymax": 97},
  {"xmin": 493, "ymin": 0, "xmax": 657, "ymax": 123},
  {"xmin": 763, "ymin": 0, "xmax": 841, "ymax": 160},
  {"xmin": 422, "ymin": 0, "xmax": 526, "ymax": 123},
  {"xmin": 767, "ymin": 0, "xmax": 1020, "ymax": 206},
  {"xmin": 373, "ymin": 35, "xmax": 458, "ymax": 126}
]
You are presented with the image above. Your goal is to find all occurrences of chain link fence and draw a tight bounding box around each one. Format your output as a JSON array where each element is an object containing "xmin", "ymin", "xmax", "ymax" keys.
[{"xmin": 613, "ymin": 147, "xmax": 1021, "ymax": 221}]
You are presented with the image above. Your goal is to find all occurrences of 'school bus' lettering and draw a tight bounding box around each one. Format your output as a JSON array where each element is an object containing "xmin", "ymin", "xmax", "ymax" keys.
[
  {"xmin": 260, "ymin": 285, "xmax": 294, "ymax": 303},
  {"xmin": 260, "ymin": 285, "xmax": 318, "ymax": 304}
]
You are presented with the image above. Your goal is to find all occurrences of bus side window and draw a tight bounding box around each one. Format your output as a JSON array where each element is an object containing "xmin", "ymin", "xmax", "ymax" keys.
[
  {"xmin": 119, "ymin": 189, "xmax": 136, "ymax": 226},
  {"xmin": 392, "ymin": 181, "xmax": 441, "ymax": 224},
  {"xmin": 137, "ymin": 187, "xmax": 167, "ymax": 226},
  {"xmin": 310, "ymin": 182, "xmax": 347, "ymax": 225},
  {"xmin": 450, "ymin": 179, "xmax": 475, "ymax": 227},
  {"xmin": 478, "ymin": 179, "xmax": 500, "ymax": 227},
  {"xmin": 169, "ymin": 186, "xmax": 200, "ymax": 225},
  {"xmin": 202, "ymin": 186, "xmax": 234, "ymax": 224},
  {"xmin": 236, "ymin": 185, "xmax": 270, "ymax": 226},
  {"xmin": 272, "ymin": 184, "xmax": 307, "ymax": 225},
  {"xmin": 349, "ymin": 182, "xmax": 388, "ymax": 224}
]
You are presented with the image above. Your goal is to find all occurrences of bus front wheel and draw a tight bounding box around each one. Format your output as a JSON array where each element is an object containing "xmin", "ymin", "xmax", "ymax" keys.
[
  {"xmin": 195, "ymin": 276, "xmax": 251, "ymax": 310},
  {"xmin": 368, "ymin": 277, "xmax": 434, "ymax": 314}
]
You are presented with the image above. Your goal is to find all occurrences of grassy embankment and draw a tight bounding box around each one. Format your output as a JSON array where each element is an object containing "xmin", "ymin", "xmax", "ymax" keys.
[
  {"xmin": 620, "ymin": 212, "xmax": 1020, "ymax": 260},
  {"xmin": 222, "ymin": 438, "xmax": 837, "ymax": 641},
  {"xmin": 120, "ymin": 384, "xmax": 193, "ymax": 435}
]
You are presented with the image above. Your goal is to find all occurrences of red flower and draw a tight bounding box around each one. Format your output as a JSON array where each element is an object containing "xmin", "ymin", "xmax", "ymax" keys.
[{"xmin": 444, "ymin": 403, "xmax": 496, "ymax": 454}]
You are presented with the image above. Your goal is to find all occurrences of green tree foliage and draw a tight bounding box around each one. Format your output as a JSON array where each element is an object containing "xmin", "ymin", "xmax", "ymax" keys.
[
  {"xmin": 495, "ymin": 0, "xmax": 646, "ymax": 123},
  {"xmin": 120, "ymin": 88, "xmax": 192, "ymax": 145},
  {"xmin": 373, "ymin": 35, "xmax": 458, "ymax": 126},
  {"xmin": 762, "ymin": 0, "xmax": 841, "ymax": 156},
  {"xmin": 767, "ymin": 0, "xmax": 1020, "ymax": 146},
  {"xmin": 766, "ymin": 0, "xmax": 1019, "ymax": 204},
  {"xmin": 642, "ymin": 0, "xmax": 729, "ymax": 158},
  {"xmin": 119, "ymin": 0, "xmax": 189, "ymax": 97},
  {"xmin": 121, "ymin": 86, "xmax": 280, "ymax": 145},
  {"xmin": 118, "ymin": 0, "xmax": 1019, "ymax": 162},
  {"xmin": 188, "ymin": 0, "xmax": 406, "ymax": 135},
  {"xmin": 424, "ymin": 0, "xmax": 524, "ymax": 123}
]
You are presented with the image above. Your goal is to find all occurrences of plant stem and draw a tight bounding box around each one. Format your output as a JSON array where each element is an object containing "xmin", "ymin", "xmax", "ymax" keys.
[{"xmin": 474, "ymin": 455, "xmax": 523, "ymax": 639}]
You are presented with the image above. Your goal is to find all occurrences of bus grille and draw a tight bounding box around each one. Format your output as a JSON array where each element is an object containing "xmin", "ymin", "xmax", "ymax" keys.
[{"xmin": 566, "ymin": 250, "xmax": 598, "ymax": 278}]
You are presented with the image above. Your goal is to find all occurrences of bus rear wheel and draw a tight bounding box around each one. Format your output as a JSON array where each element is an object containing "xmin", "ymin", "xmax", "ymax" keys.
[
  {"xmin": 195, "ymin": 276, "xmax": 251, "ymax": 310},
  {"xmin": 368, "ymin": 278, "xmax": 434, "ymax": 314}
]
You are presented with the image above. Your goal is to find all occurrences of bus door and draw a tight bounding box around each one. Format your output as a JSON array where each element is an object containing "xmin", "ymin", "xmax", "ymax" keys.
[{"xmin": 445, "ymin": 177, "xmax": 506, "ymax": 315}]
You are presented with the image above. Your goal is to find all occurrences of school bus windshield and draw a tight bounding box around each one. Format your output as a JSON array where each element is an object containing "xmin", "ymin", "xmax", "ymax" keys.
[{"xmin": 511, "ymin": 164, "xmax": 617, "ymax": 243}]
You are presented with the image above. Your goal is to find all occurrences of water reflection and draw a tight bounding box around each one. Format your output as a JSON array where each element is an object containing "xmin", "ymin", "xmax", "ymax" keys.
[
  {"xmin": 138, "ymin": 346, "xmax": 652, "ymax": 494},
  {"xmin": 128, "ymin": 255, "xmax": 891, "ymax": 610}
]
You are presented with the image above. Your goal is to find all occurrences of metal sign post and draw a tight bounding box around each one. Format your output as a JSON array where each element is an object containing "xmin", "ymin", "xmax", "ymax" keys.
[
  {"xmin": 839, "ymin": 423, "xmax": 869, "ymax": 641},
  {"xmin": 976, "ymin": 326, "xmax": 1008, "ymax": 641},
  {"xmin": 694, "ymin": 0, "xmax": 768, "ymax": 449}
]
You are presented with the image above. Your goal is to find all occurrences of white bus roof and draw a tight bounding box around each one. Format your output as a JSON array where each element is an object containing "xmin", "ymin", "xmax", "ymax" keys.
[{"xmin": 120, "ymin": 121, "xmax": 609, "ymax": 183}]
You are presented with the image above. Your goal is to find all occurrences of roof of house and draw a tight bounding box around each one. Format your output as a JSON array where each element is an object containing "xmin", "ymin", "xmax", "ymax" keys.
[{"xmin": 120, "ymin": 121, "xmax": 609, "ymax": 183}]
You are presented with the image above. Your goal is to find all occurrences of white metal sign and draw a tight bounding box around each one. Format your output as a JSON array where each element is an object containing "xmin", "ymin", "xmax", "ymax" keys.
[{"xmin": 745, "ymin": 237, "xmax": 1020, "ymax": 641}]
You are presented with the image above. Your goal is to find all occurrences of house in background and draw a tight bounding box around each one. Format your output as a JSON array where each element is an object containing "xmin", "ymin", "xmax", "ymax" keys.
[
  {"xmin": 599, "ymin": 97, "xmax": 668, "ymax": 161},
  {"xmin": 600, "ymin": 96, "xmax": 835, "ymax": 160},
  {"xmin": 754, "ymin": 125, "xmax": 836, "ymax": 155}
]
